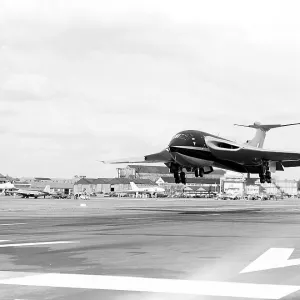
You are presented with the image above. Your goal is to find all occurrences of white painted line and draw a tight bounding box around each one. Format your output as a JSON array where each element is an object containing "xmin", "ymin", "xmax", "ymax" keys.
[
  {"xmin": 0, "ymin": 223, "xmax": 27, "ymax": 226},
  {"xmin": 0, "ymin": 241, "xmax": 79, "ymax": 248},
  {"xmin": 241, "ymin": 248, "xmax": 300, "ymax": 273},
  {"xmin": 126, "ymin": 217, "xmax": 154, "ymax": 220},
  {"xmin": 0, "ymin": 272, "xmax": 298, "ymax": 299}
]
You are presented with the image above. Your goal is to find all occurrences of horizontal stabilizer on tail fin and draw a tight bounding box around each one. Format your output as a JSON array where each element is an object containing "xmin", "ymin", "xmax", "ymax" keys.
[
  {"xmin": 234, "ymin": 121, "xmax": 300, "ymax": 148},
  {"xmin": 234, "ymin": 122, "xmax": 300, "ymax": 132}
]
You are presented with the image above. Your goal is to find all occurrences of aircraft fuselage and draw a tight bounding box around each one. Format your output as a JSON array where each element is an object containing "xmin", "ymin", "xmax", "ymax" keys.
[{"xmin": 167, "ymin": 130, "xmax": 260, "ymax": 174}]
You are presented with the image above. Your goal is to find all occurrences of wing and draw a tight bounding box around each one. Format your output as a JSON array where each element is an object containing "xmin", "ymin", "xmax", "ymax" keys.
[
  {"xmin": 100, "ymin": 149, "xmax": 173, "ymax": 164},
  {"xmin": 243, "ymin": 148, "xmax": 300, "ymax": 161},
  {"xmin": 282, "ymin": 160, "xmax": 300, "ymax": 168}
]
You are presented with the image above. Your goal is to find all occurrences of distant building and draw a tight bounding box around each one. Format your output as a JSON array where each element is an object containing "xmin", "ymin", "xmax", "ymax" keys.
[
  {"xmin": 221, "ymin": 172, "xmax": 245, "ymax": 195},
  {"xmin": 117, "ymin": 165, "xmax": 172, "ymax": 182},
  {"xmin": 245, "ymin": 178, "xmax": 260, "ymax": 195},
  {"xmin": 17, "ymin": 177, "xmax": 78, "ymax": 195},
  {"xmin": 30, "ymin": 182, "xmax": 74, "ymax": 195},
  {"xmin": 109, "ymin": 178, "xmax": 156, "ymax": 192},
  {"xmin": 73, "ymin": 178, "xmax": 112, "ymax": 195},
  {"xmin": 13, "ymin": 181, "xmax": 31, "ymax": 190},
  {"xmin": 117, "ymin": 165, "xmax": 226, "ymax": 183},
  {"xmin": 157, "ymin": 177, "xmax": 221, "ymax": 195},
  {"xmin": 73, "ymin": 178, "xmax": 157, "ymax": 195},
  {"xmin": 0, "ymin": 173, "xmax": 8, "ymax": 184},
  {"xmin": 20, "ymin": 177, "xmax": 79, "ymax": 184},
  {"xmin": 262, "ymin": 180, "xmax": 298, "ymax": 196},
  {"xmin": 221, "ymin": 171, "xmax": 298, "ymax": 196},
  {"xmin": 33, "ymin": 177, "xmax": 52, "ymax": 182}
]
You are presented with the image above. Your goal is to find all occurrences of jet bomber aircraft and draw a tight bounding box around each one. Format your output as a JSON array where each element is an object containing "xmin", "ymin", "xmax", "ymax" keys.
[{"xmin": 102, "ymin": 122, "xmax": 300, "ymax": 184}]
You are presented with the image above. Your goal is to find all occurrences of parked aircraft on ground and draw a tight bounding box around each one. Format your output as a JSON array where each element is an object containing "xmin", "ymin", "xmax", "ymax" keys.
[
  {"xmin": 102, "ymin": 122, "xmax": 300, "ymax": 184},
  {"xmin": 15, "ymin": 185, "xmax": 51, "ymax": 198},
  {"xmin": 110, "ymin": 182, "xmax": 165, "ymax": 197},
  {"xmin": 0, "ymin": 182, "xmax": 15, "ymax": 195},
  {"xmin": 128, "ymin": 182, "xmax": 165, "ymax": 197}
]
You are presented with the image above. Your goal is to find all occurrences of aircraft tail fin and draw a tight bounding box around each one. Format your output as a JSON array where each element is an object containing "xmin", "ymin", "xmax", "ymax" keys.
[
  {"xmin": 130, "ymin": 182, "xmax": 139, "ymax": 191},
  {"xmin": 43, "ymin": 185, "xmax": 51, "ymax": 193},
  {"xmin": 234, "ymin": 122, "xmax": 300, "ymax": 148}
]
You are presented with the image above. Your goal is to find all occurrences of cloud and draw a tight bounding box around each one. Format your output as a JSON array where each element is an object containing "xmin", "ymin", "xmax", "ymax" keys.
[
  {"xmin": 0, "ymin": 0, "xmax": 300, "ymax": 179},
  {"xmin": 0, "ymin": 109, "xmax": 18, "ymax": 116},
  {"xmin": 0, "ymin": 73, "xmax": 63, "ymax": 102},
  {"xmin": 3, "ymin": 74, "xmax": 47, "ymax": 93}
]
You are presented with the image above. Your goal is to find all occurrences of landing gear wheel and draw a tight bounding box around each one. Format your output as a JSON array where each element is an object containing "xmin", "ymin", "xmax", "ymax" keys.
[
  {"xmin": 199, "ymin": 168, "xmax": 204, "ymax": 177},
  {"xmin": 259, "ymin": 174, "xmax": 266, "ymax": 184},
  {"xmin": 180, "ymin": 171, "xmax": 186, "ymax": 185},
  {"xmin": 266, "ymin": 171, "xmax": 272, "ymax": 183},
  {"xmin": 174, "ymin": 172, "xmax": 181, "ymax": 184},
  {"xmin": 260, "ymin": 161, "xmax": 270, "ymax": 184},
  {"xmin": 195, "ymin": 168, "xmax": 199, "ymax": 178}
]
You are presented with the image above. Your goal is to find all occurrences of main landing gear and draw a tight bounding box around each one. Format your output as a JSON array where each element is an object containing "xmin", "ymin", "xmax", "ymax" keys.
[
  {"xmin": 172, "ymin": 166, "xmax": 205, "ymax": 185},
  {"xmin": 259, "ymin": 161, "xmax": 272, "ymax": 184}
]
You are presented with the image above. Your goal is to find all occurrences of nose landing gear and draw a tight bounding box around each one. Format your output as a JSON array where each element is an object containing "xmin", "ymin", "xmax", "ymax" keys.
[
  {"xmin": 173, "ymin": 171, "xmax": 186, "ymax": 184},
  {"xmin": 194, "ymin": 168, "xmax": 204, "ymax": 178},
  {"xmin": 180, "ymin": 171, "xmax": 186, "ymax": 185},
  {"xmin": 174, "ymin": 172, "xmax": 181, "ymax": 184}
]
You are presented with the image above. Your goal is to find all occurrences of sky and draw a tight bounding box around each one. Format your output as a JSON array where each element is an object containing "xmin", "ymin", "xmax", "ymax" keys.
[{"xmin": 1, "ymin": 0, "xmax": 300, "ymax": 179}]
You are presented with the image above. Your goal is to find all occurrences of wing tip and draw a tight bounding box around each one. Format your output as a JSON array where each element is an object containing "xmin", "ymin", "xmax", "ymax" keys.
[{"xmin": 96, "ymin": 160, "xmax": 106, "ymax": 164}]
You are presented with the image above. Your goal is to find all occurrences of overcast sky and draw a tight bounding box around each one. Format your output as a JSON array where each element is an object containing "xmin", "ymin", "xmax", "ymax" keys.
[{"xmin": 1, "ymin": 0, "xmax": 300, "ymax": 179}]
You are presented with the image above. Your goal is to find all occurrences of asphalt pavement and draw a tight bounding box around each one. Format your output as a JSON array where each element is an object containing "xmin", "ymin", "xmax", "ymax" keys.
[{"xmin": 0, "ymin": 196, "xmax": 300, "ymax": 300}]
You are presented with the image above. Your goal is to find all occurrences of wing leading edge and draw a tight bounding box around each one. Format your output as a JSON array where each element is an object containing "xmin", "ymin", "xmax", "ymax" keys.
[{"xmin": 101, "ymin": 149, "xmax": 173, "ymax": 164}]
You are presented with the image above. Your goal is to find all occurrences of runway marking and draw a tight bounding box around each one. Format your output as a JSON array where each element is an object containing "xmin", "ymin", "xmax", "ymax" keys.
[
  {"xmin": 0, "ymin": 241, "xmax": 79, "ymax": 248},
  {"xmin": 199, "ymin": 214, "xmax": 221, "ymax": 216},
  {"xmin": 0, "ymin": 271, "xmax": 298, "ymax": 299},
  {"xmin": 241, "ymin": 248, "xmax": 300, "ymax": 273},
  {"xmin": 126, "ymin": 217, "xmax": 154, "ymax": 220},
  {"xmin": 0, "ymin": 223, "xmax": 27, "ymax": 226}
]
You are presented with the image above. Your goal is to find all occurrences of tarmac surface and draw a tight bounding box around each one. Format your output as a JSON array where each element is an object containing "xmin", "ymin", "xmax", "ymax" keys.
[{"xmin": 1, "ymin": 196, "xmax": 300, "ymax": 299}]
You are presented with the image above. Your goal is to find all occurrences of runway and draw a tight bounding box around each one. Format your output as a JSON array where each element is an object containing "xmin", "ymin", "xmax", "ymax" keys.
[{"xmin": 1, "ymin": 196, "xmax": 300, "ymax": 299}]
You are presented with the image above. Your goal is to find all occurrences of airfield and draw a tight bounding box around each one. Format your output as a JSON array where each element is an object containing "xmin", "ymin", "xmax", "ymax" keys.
[{"xmin": 1, "ymin": 196, "xmax": 300, "ymax": 300}]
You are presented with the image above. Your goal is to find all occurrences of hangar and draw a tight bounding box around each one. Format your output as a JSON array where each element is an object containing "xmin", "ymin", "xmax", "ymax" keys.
[
  {"xmin": 157, "ymin": 176, "xmax": 221, "ymax": 196},
  {"xmin": 221, "ymin": 172, "xmax": 298, "ymax": 197},
  {"xmin": 73, "ymin": 178, "xmax": 112, "ymax": 195},
  {"xmin": 117, "ymin": 165, "xmax": 172, "ymax": 182},
  {"xmin": 30, "ymin": 182, "xmax": 74, "ymax": 195},
  {"xmin": 117, "ymin": 165, "xmax": 226, "ymax": 183}
]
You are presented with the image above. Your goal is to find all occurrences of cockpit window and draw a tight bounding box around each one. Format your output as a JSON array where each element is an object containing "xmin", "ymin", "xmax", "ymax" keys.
[{"xmin": 172, "ymin": 133, "xmax": 193, "ymax": 141}]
